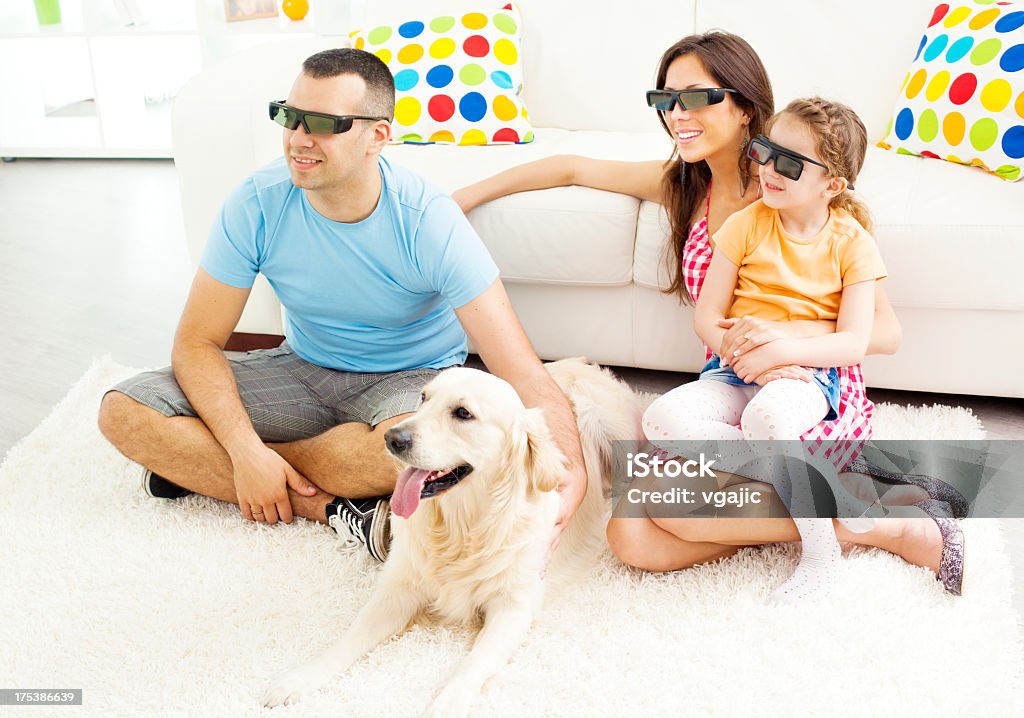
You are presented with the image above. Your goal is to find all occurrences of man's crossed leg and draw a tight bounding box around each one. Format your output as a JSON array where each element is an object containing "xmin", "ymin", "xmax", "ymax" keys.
[{"xmin": 98, "ymin": 343, "xmax": 437, "ymax": 562}]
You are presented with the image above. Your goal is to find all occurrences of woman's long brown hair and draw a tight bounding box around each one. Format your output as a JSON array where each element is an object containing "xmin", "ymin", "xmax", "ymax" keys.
[{"xmin": 655, "ymin": 32, "xmax": 774, "ymax": 303}]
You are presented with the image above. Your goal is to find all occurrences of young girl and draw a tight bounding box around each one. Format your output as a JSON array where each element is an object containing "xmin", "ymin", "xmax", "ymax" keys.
[{"xmin": 642, "ymin": 97, "xmax": 886, "ymax": 604}]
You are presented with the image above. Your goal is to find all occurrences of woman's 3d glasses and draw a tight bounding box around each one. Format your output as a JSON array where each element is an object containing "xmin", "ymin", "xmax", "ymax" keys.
[
  {"xmin": 646, "ymin": 88, "xmax": 737, "ymax": 112},
  {"xmin": 269, "ymin": 101, "xmax": 389, "ymax": 134},
  {"xmin": 746, "ymin": 134, "xmax": 831, "ymax": 182}
]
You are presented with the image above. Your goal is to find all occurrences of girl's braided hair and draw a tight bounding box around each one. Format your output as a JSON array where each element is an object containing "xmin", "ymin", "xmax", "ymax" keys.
[{"xmin": 766, "ymin": 97, "xmax": 873, "ymax": 233}]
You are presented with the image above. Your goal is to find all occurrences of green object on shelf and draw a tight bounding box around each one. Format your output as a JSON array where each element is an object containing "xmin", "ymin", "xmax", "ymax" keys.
[{"xmin": 33, "ymin": 0, "xmax": 62, "ymax": 25}]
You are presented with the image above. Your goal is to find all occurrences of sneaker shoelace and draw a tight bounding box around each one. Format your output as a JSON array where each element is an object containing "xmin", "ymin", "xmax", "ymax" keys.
[{"xmin": 328, "ymin": 508, "xmax": 366, "ymax": 553}]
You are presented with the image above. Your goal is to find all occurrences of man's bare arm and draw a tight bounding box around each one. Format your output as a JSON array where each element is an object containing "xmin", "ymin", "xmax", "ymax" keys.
[
  {"xmin": 454, "ymin": 280, "xmax": 587, "ymax": 532},
  {"xmin": 173, "ymin": 269, "xmax": 258, "ymax": 456},
  {"xmin": 172, "ymin": 268, "xmax": 315, "ymax": 524}
]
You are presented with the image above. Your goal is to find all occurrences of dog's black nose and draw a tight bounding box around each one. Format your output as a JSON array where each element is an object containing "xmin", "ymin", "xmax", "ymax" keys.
[{"xmin": 385, "ymin": 428, "xmax": 413, "ymax": 455}]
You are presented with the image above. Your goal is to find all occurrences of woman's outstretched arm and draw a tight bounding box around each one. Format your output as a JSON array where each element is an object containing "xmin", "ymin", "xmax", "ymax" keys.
[{"xmin": 452, "ymin": 155, "xmax": 665, "ymax": 213}]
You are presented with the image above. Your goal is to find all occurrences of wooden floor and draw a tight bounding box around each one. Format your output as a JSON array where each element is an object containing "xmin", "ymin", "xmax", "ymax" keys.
[{"xmin": 2, "ymin": 158, "xmax": 1022, "ymax": 616}]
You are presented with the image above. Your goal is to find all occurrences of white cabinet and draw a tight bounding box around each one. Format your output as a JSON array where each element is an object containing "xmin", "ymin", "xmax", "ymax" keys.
[{"xmin": 0, "ymin": 0, "xmax": 351, "ymax": 158}]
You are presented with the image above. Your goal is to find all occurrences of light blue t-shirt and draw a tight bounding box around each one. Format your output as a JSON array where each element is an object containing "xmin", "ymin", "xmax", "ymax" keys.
[{"xmin": 200, "ymin": 156, "xmax": 499, "ymax": 372}]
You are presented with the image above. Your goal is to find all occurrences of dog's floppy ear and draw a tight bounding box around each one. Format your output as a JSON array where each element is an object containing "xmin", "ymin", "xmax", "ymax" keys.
[{"xmin": 517, "ymin": 408, "xmax": 566, "ymax": 493}]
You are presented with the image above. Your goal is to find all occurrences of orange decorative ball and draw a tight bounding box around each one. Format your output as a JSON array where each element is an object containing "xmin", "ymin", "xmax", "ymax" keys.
[{"xmin": 282, "ymin": 0, "xmax": 309, "ymax": 21}]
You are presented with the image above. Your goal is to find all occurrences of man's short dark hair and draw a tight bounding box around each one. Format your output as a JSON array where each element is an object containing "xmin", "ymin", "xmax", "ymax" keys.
[{"xmin": 302, "ymin": 48, "xmax": 395, "ymax": 121}]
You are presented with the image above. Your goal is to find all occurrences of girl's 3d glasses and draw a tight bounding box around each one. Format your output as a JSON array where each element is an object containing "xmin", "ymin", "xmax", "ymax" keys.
[{"xmin": 746, "ymin": 134, "xmax": 831, "ymax": 182}]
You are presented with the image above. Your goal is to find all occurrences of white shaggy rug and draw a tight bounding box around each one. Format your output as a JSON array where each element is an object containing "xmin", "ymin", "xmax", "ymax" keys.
[{"xmin": 1, "ymin": 358, "xmax": 1022, "ymax": 717}]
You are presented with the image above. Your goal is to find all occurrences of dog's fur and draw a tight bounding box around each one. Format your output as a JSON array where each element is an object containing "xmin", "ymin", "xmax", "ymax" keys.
[{"xmin": 263, "ymin": 358, "xmax": 642, "ymax": 716}]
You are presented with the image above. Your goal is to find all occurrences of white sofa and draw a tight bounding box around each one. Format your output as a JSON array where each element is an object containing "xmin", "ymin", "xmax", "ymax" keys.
[{"xmin": 172, "ymin": 0, "xmax": 1024, "ymax": 398}]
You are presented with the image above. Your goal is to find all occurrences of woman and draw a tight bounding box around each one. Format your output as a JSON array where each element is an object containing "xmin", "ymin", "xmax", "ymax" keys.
[{"xmin": 454, "ymin": 32, "xmax": 964, "ymax": 594}]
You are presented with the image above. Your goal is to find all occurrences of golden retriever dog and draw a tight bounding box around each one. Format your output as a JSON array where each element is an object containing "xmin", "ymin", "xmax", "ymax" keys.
[{"xmin": 263, "ymin": 358, "xmax": 642, "ymax": 716}]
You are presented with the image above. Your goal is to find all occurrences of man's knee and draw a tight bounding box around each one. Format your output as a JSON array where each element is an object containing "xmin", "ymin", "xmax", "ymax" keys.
[{"xmin": 98, "ymin": 391, "xmax": 157, "ymax": 450}]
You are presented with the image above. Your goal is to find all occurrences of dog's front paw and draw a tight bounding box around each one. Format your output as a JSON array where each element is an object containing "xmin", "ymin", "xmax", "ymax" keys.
[
  {"xmin": 422, "ymin": 684, "xmax": 475, "ymax": 718},
  {"xmin": 262, "ymin": 663, "xmax": 332, "ymax": 708}
]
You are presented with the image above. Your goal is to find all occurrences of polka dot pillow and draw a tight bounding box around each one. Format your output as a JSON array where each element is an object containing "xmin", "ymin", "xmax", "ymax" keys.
[
  {"xmin": 349, "ymin": 2, "xmax": 533, "ymax": 145},
  {"xmin": 878, "ymin": 0, "xmax": 1024, "ymax": 181}
]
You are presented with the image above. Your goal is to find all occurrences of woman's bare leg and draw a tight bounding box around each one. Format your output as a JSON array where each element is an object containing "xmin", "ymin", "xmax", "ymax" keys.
[
  {"xmin": 607, "ymin": 516, "xmax": 741, "ymax": 572},
  {"xmin": 840, "ymin": 471, "xmax": 929, "ymax": 506},
  {"xmin": 610, "ymin": 481, "xmax": 943, "ymax": 574}
]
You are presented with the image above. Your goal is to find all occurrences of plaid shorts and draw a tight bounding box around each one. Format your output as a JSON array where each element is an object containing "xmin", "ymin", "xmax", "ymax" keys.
[{"xmin": 110, "ymin": 344, "xmax": 441, "ymax": 443}]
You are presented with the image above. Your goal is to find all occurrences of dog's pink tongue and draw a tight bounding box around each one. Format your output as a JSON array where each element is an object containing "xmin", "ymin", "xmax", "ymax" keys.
[{"xmin": 392, "ymin": 467, "xmax": 431, "ymax": 518}]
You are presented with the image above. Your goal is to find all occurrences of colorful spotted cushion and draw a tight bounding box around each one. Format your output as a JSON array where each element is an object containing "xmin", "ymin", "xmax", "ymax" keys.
[
  {"xmin": 878, "ymin": 0, "xmax": 1024, "ymax": 181},
  {"xmin": 349, "ymin": 3, "xmax": 533, "ymax": 145}
]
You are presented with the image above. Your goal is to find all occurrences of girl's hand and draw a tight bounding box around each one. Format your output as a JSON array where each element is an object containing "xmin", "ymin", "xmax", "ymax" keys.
[
  {"xmin": 752, "ymin": 365, "xmax": 815, "ymax": 386},
  {"xmin": 730, "ymin": 340, "xmax": 794, "ymax": 383},
  {"xmin": 718, "ymin": 316, "xmax": 787, "ymax": 365}
]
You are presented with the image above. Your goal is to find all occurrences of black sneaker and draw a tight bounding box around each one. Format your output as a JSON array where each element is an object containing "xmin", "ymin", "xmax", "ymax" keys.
[
  {"xmin": 326, "ymin": 496, "xmax": 392, "ymax": 563},
  {"xmin": 141, "ymin": 468, "xmax": 193, "ymax": 500}
]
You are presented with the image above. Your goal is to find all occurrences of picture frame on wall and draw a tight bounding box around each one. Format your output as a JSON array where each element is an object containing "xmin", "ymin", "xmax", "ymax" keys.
[{"xmin": 223, "ymin": 0, "xmax": 279, "ymax": 23}]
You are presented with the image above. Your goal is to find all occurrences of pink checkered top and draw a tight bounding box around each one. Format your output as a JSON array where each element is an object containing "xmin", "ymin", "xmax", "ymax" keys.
[{"xmin": 683, "ymin": 189, "xmax": 873, "ymax": 469}]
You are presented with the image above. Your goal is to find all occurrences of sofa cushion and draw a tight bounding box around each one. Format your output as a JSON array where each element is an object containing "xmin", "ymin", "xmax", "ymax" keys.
[
  {"xmin": 468, "ymin": 185, "xmax": 638, "ymax": 285},
  {"xmin": 350, "ymin": 2, "xmax": 534, "ymax": 145},
  {"xmin": 633, "ymin": 199, "xmax": 674, "ymax": 291},
  {"xmin": 876, "ymin": 0, "xmax": 1024, "ymax": 181},
  {"xmin": 858, "ymin": 145, "xmax": 1024, "ymax": 310}
]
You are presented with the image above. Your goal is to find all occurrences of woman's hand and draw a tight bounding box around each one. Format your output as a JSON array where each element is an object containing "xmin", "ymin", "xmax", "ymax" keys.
[
  {"xmin": 718, "ymin": 316, "xmax": 788, "ymax": 365},
  {"xmin": 751, "ymin": 365, "xmax": 815, "ymax": 386}
]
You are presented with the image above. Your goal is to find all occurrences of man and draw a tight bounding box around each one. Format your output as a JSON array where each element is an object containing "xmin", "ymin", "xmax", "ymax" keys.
[{"xmin": 98, "ymin": 48, "xmax": 586, "ymax": 562}]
